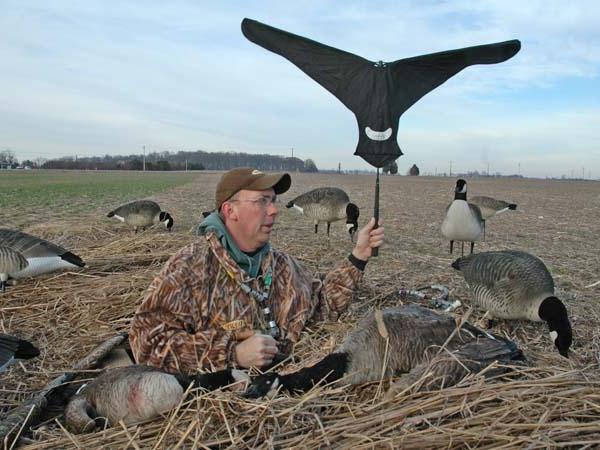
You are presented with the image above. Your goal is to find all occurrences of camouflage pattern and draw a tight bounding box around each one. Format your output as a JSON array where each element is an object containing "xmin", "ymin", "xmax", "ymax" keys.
[{"xmin": 130, "ymin": 232, "xmax": 363, "ymax": 374}]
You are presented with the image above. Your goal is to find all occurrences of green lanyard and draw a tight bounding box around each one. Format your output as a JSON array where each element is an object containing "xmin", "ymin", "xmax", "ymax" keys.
[{"xmin": 227, "ymin": 262, "xmax": 280, "ymax": 339}]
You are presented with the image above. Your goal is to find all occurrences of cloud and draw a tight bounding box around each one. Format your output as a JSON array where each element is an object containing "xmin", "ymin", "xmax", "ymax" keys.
[{"xmin": 1, "ymin": 1, "xmax": 599, "ymax": 176}]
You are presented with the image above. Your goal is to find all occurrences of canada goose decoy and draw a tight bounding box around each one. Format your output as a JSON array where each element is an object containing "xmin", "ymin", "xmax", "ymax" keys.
[
  {"xmin": 285, "ymin": 187, "xmax": 359, "ymax": 241},
  {"xmin": 469, "ymin": 196, "xmax": 517, "ymax": 220},
  {"xmin": 243, "ymin": 304, "xmax": 523, "ymax": 398},
  {"xmin": 470, "ymin": 195, "xmax": 517, "ymax": 239},
  {"xmin": 441, "ymin": 179, "xmax": 484, "ymax": 255},
  {"xmin": 107, "ymin": 200, "xmax": 173, "ymax": 232},
  {"xmin": 0, "ymin": 334, "xmax": 40, "ymax": 373},
  {"xmin": 452, "ymin": 250, "xmax": 572, "ymax": 358},
  {"xmin": 64, "ymin": 365, "xmax": 249, "ymax": 433},
  {"xmin": 0, "ymin": 246, "xmax": 28, "ymax": 292},
  {"xmin": 0, "ymin": 229, "xmax": 85, "ymax": 279}
]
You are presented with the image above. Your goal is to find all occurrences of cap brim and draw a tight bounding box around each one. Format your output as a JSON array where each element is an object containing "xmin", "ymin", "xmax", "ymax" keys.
[{"xmin": 247, "ymin": 173, "xmax": 291, "ymax": 195}]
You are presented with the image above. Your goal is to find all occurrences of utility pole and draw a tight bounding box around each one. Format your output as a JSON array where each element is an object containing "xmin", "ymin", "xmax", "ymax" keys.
[
  {"xmin": 143, "ymin": 145, "xmax": 146, "ymax": 171},
  {"xmin": 518, "ymin": 162, "xmax": 521, "ymax": 176},
  {"xmin": 186, "ymin": 159, "xmax": 188, "ymax": 171},
  {"xmin": 487, "ymin": 162, "xmax": 490, "ymax": 176},
  {"xmin": 291, "ymin": 148, "xmax": 294, "ymax": 158},
  {"xmin": 449, "ymin": 161, "xmax": 452, "ymax": 177}
]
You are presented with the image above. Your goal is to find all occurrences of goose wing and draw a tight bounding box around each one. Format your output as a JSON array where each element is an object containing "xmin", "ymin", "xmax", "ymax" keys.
[
  {"xmin": 0, "ymin": 229, "xmax": 84, "ymax": 267},
  {"xmin": 0, "ymin": 229, "xmax": 66, "ymax": 258},
  {"xmin": 468, "ymin": 202, "xmax": 484, "ymax": 222}
]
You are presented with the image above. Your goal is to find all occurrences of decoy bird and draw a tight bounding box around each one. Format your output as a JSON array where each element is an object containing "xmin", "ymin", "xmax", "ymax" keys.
[
  {"xmin": 0, "ymin": 229, "xmax": 85, "ymax": 279},
  {"xmin": 64, "ymin": 365, "xmax": 248, "ymax": 433},
  {"xmin": 244, "ymin": 304, "xmax": 523, "ymax": 398},
  {"xmin": 470, "ymin": 195, "xmax": 517, "ymax": 239},
  {"xmin": 452, "ymin": 250, "xmax": 572, "ymax": 357},
  {"xmin": 441, "ymin": 179, "xmax": 484, "ymax": 255},
  {"xmin": 107, "ymin": 200, "xmax": 173, "ymax": 232},
  {"xmin": 285, "ymin": 187, "xmax": 359, "ymax": 241}
]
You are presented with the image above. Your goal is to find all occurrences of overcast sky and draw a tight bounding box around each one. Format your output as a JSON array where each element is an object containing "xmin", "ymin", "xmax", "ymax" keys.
[{"xmin": 1, "ymin": 1, "xmax": 599, "ymax": 178}]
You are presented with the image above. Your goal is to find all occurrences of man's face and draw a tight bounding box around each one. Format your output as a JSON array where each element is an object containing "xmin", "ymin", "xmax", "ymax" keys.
[{"xmin": 224, "ymin": 188, "xmax": 278, "ymax": 252}]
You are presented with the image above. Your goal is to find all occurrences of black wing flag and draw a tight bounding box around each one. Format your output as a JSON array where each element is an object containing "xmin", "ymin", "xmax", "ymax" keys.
[{"xmin": 242, "ymin": 18, "xmax": 520, "ymax": 168}]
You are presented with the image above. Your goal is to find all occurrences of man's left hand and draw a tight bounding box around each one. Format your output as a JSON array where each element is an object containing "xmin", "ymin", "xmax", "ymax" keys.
[{"xmin": 352, "ymin": 217, "xmax": 384, "ymax": 261}]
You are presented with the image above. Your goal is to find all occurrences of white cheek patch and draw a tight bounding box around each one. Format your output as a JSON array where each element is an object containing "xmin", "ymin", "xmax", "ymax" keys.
[
  {"xmin": 549, "ymin": 331, "xmax": 558, "ymax": 342},
  {"xmin": 113, "ymin": 214, "xmax": 125, "ymax": 222},
  {"xmin": 232, "ymin": 369, "xmax": 251, "ymax": 385},
  {"xmin": 293, "ymin": 205, "xmax": 304, "ymax": 214},
  {"xmin": 365, "ymin": 127, "xmax": 392, "ymax": 141},
  {"xmin": 266, "ymin": 378, "xmax": 280, "ymax": 399},
  {"xmin": 346, "ymin": 223, "xmax": 354, "ymax": 231}
]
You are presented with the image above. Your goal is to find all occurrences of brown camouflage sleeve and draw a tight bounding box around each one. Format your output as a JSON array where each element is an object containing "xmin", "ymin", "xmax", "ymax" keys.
[
  {"xmin": 129, "ymin": 247, "xmax": 236, "ymax": 374},
  {"xmin": 317, "ymin": 257, "xmax": 364, "ymax": 321}
]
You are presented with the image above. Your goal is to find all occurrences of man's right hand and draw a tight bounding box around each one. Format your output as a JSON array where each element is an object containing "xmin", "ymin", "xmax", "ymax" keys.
[{"xmin": 234, "ymin": 333, "xmax": 278, "ymax": 368}]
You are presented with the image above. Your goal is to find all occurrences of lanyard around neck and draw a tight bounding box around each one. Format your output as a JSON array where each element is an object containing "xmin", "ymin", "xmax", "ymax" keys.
[{"xmin": 225, "ymin": 260, "xmax": 280, "ymax": 339}]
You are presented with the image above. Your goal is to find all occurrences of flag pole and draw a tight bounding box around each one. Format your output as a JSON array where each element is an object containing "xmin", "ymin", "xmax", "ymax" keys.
[{"xmin": 372, "ymin": 167, "xmax": 380, "ymax": 257}]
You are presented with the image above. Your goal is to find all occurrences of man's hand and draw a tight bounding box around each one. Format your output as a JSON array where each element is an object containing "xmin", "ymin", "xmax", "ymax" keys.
[
  {"xmin": 352, "ymin": 218, "xmax": 385, "ymax": 261},
  {"xmin": 234, "ymin": 333, "xmax": 279, "ymax": 368}
]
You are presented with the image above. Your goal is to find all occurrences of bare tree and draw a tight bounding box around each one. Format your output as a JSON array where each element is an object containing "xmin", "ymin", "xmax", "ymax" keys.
[
  {"xmin": 408, "ymin": 164, "xmax": 420, "ymax": 176},
  {"xmin": 0, "ymin": 149, "xmax": 18, "ymax": 165}
]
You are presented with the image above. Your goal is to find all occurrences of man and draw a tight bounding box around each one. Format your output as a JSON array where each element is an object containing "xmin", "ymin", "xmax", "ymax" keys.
[{"xmin": 129, "ymin": 167, "xmax": 384, "ymax": 373}]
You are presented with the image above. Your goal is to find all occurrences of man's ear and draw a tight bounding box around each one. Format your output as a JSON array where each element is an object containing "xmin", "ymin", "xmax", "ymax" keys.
[{"xmin": 221, "ymin": 202, "xmax": 238, "ymax": 221}]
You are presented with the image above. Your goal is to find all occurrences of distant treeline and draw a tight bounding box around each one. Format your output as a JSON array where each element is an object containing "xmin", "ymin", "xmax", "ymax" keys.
[{"xmin": 41, "ymin": 150, "xmax": 319, "ymax": 172}]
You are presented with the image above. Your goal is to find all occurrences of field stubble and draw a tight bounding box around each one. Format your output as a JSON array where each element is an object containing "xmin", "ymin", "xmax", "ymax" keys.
[{"xmin": 1, "ymin": 170, "xmax": 599, "ymax": 449}]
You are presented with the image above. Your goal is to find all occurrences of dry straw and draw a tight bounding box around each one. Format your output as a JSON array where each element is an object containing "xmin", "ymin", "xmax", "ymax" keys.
[{"xmin": 2, "ymin": 174, "xmax": 600, "ymax": 449}]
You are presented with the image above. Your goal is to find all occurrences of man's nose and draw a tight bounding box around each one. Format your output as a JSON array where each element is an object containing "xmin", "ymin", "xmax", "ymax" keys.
[{"xmin": 267, "ymin": 202, "xmax": 279, "ymax": 215}]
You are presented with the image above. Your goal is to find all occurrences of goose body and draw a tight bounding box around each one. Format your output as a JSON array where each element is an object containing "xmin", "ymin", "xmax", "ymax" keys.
[
  {"xmin": 441, "ymin": 179, "xmax": 484, "ymax": 254},
  {"xmin": 107, "ymin": 200, "xmax": 173, "ymax": 232},
  {"xmin": 244, "ymin": 304, "xmax": 523, "ymax": 398},
  {"xmin": 470, "ymin": 195, "xmax": 517, "ymax": 220},
  {"xmin": 65, "ymin": 365, "xmax": 247, "ymax": 433},
  {"xmin": 452, "ymin": 250, "xmax": 572, "ymax": 357},
  {"xmin": 0, "ymin": 229, "xmax": 85, "ymax": 279},
  {"xmin": 285, "ymin": 187, "xmax": 359, "ymax": 239},
  {"xmin": 0, "ymin": 334, "xmax": 40, "ymax": 373}
]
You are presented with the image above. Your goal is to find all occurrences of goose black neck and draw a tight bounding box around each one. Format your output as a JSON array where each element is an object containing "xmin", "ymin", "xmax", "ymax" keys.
[
  {"xmin": 279, "ymin": 353, "xmax": 349, "ymax": 393},
  {"xmin": 538, "ymin": 297, "xmax": 569, "ymax": 327},
  {"xmin": 454, "ymin": 192, "xmax": 467, "ymax": 201},
  {"xmin": 539, "ymin": 296, "xmax": 572, "ymax": 357},
  {"xmin": 175, "ymin": 369, "xmax": 234, "ymax": 391}
]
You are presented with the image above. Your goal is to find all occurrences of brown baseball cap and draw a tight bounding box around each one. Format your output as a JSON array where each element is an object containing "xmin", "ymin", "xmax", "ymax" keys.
[{"xmin": 216, "ymin": 167, "xmax": 291, "ymax": 209}]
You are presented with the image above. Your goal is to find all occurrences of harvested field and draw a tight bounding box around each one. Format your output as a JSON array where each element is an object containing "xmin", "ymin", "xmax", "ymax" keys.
[{"xmin": 1, "ymin": 170, "xmax": 599, "ymax": 449}]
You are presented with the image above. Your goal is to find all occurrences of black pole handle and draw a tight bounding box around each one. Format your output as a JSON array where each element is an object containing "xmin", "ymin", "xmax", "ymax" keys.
[{"xmin": 372, "ymin": 168, "xmax": 380, "ymax": 257}]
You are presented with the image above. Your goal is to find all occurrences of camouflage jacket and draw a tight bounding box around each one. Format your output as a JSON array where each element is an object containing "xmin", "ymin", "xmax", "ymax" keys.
[{"xmin": 129, "ymin": 232, "xmax": 364, "ymax": 374}]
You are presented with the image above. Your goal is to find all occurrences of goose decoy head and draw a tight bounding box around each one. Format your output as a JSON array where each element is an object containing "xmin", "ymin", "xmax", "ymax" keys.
[
  {"xmin": 455, "ymin": 179, "xmax": 467, "ymax": 194},
  {"xmin": 554, "ymin": 330, "xmax": 572, "ymax": 358},
  {"xmin": 243, "ymin": 372, "xmax": 281, "ymax": 399},
  {"xmin": 539, "ymin": 296, "xmax": 572, "ymax": 358},
  {"xmin": 159, "ymin": 212, "xmax": 174, "ymax": 231},
  {"xmin": 345, "ymin": 203, "xmax": 360, "ymax": 241}
]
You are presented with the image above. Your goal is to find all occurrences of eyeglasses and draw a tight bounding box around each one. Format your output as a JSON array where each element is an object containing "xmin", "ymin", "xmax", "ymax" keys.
[{"xmin": 230, "ymin": 195, "xmax": 278, "ymax": 208}]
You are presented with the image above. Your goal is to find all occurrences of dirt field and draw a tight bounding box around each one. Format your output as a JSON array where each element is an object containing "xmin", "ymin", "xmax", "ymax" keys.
[{"xmin": 1, "ymin": 171, "xmax": 599, "ymax": 448}]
